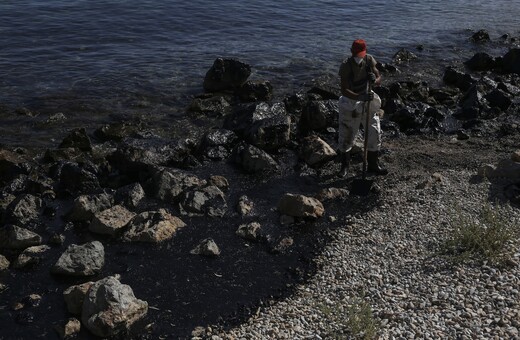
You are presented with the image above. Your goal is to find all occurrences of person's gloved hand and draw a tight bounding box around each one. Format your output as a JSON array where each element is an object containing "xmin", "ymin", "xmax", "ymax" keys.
[
  {"xmin": 358, "ymin": 92, "xmax": 374, "ymax": 102},
  {"xmin": 368, "ymin": 72, "xmax": 376, "ymax": 84}
]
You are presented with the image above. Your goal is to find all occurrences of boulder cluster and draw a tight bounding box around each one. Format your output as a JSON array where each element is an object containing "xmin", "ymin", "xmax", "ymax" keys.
[{"xmin": 0, "ymin": 29, "xmax": 519, "ymax": 338}]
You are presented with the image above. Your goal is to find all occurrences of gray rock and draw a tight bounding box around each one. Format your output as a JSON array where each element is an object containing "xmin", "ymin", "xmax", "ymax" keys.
[
  {"xmin": 479, "ymin": 159, "xmax": 520, "ymax": 180},
  {"xmin": 208, "ymin": 175, "xmax": 229, "ymax": 192},
  {"xmin": 237, "ymin": 195, "xmax": 254, "ymax": 216},
  {"xmin": 124, "ymin": 209, "xmax": 186, "ymax": 243},
  {"xmin": 299, "ymin": 100, "xmax": 338, "ymax": 133},
  {"xmin": 190, "ymin": 238, "xmax": 221, "ymax": 256},
  {"xmin": 12, "ymin": 245, "xmax": 51, "ymax": 269},
  {"xmin": 203, "ymin": 58, "xmax": 251, "ymax": 92},
  {"xmin": 0, "ymin": 254, "xmax": 9, "ymax": 271},
  {"xmin": 55, "ymin": 318, "xmax": 81, "ymax": 339},
  {"xmin": 315, "ymin": 187, "xmax": 349, "ymax": 201},
  {"xmin": 5, "ymin": 194, "xmax": 43, "ymax": 226},
  {"xmin": 245, "ymin": 111, "xmax": 291, "ymax": 151},
  {"xmin": 236, "ymin": 80, "xmax": 273, "ymax": 102},
  {"xmin": 392, "ymin": 48, "xmax": 418, "ymax": 64},
  {"xmin": 233, "ymin": 143, "xmax": 278, "ymax": 174},
  {"xmin": 89, "ymin": 205, "xmax": 136, "ymax": 236},
  {"xmin": 68, "ymin": 192, "xmax": 114, "ymax": 222},
  {"xmin": 51, "ymin": 241, "xmax": 105, "ymax": 276},
  {"xmin": 63, "ymin": 281, "xmax": 94, "ymax": 315},
  {"xmin": 0, "ymin": 225, "xmax": 42, "ymax": 250},
  {"xmin": 278, "ymin": 194, "xmax": 325, "ymax": 219},
  {"xmin": 464, "ymin": 52, "xmax": 495, "ymax": 71},
  {"xmin": 149, "ymin": 168, "xmax": 206, "ymax": 201},
  {"xmin": 299, "ymin": 136, "xmax": 337, "ymax": 167},
  {"xmin": 236, "ymin": 222, "xmax": 262, "ymax": 241},
  {"xmin": 82, "ymin": 275, "xmax": 148, "ymax": 338},
  {"xmin": 115, "ymin": 183, "xmax": 145, "ymax": 209},
  {"xmin": 59, "ymin": 127, "xmax": 92, "ymax": 152},
  {"xmin": 179, "ymin": 185, "xmax": 227, "ymax": 217},
  {"xmin": 188, "ymin": 95, "xmax": 231, "ymax": 116}
]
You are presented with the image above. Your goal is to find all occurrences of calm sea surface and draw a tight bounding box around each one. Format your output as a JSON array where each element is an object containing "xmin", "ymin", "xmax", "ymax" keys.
[{"xmin": 0, "ymin": 0, "xmax": 519, "ymax": 146}]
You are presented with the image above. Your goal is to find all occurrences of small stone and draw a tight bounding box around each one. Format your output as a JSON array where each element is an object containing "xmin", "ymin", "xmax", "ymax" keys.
[
  {"xmin": 89, "ymin": 205, "xmax": 136, "ymax": 236},
  {"xmin": 55, "ymin": 318, "xmax": 81, "ymax": 338},
  {"xmin": 0, "ymin": 254, "xmax": 10, "ymax": 271},
  {"xmin": 208, "ymin": 175, "xmax": 229, "ymax": 192},
  {"xmin": 190, "ymin": 238, "xmax": 221, "ymax": 256},
  {"xmin": 49, "ymin": 233, "xmax": 65, "ymax": 246},
  {"xmin": 236, "ymin": 222, "xmax": 262, "ymax": 241},
  {"xmin": 237, "ymin": 195, "xmax": 254, "ymax": 216},
  {"xmin": 63, "ymin": 282, "xmax": 94, "ymax": 315}
]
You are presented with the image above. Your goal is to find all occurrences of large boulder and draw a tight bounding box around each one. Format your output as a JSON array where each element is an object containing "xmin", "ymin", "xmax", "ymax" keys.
[
  {"xmin": 0, "ymin": 149, "xmax": 29, "ymax": 186},
  {"xmin": 502, "ymin": 48, "xmax": 520, "ymax": 74},
  {"xmin": 188, "ymin": 95, "xmax": 231, "ymax": 117},
  {"xmin": 223, "ymin": 102, "xmax": 288, "ymax": 143},
  {"xmin": 479, "ymin": 159, "xmax": 520, "ymax": 180},
  {"xmin": 299, "ymin": 100, "xmax": 338, "ymax": 133},
  {"xmin": 245, "ymin": 112, "xmax": 291, "ymax": 151},
  {"xmin": 278, "ymin": 193, "xmax": 324, "ymax": 219},
  {"xmin": 0, "ymin": 225, "xmax": 42, "ymax": 250},
  {"xmin": 123, "ymin": 209, "xmax": 186, "ymax": 243},
  {"xmin": 200, "ymin": 129, "xmax": 239, "ymax": 160},
  {"xmin": 148, "ymin": 168, "xmax": 206, "ymax": 202},
  {"xmin": 51, "ymin": 241, "xmax": 105, "ymax": 277},
  {"xmin": 471, "ymin": 29, "xmax": 490, "ymax": 43},
  {"xmin": 203, "ymin": 58, "xmax": 251, "ymax": 92},
  {"xmin": 59, "ymin": 128, "xmax": 92, "ymax": 152},
  {"xmin": 443, "ymin": 67, "xmax": 475, "ymax": 91},
  {"xmin": 114, "ymin": 183, "xmax": 145, "ymax": 209},
  {"xmin": 179, "ymin": 186, "xmax": 227, "ymax": 217},
  {"xmin": 89, "ymin": 205, "xmax": 136, "ymax": 236},
  {"xmin": 56, "ymin": 162, "xmax": 100, "ymax": 195},
  {"xmin": 299, "ymin": 136, "xmax": 337, "ymax": 167},
  {"xmin": 81, "ymin": 275, "xmax": 148, "ymax": 338},
  {"xmin": 232, "ymin": 143, "xmax": 278, "ymax": 174},
  {"xmin": 108, "ymin": 138, "xmax": 195, "ymax": 182},
  {"xmin": 464, "ymin": 52, "xmax": 495, "ymax": 72},
  {"xmin": 68, "ymin": 192, "xmax": 114, "ymax": 222},
  {"xmin": 236, "ymin": 80, "xmax": 273, "ymax": 102},
  {"xmin": 485, "ymin": 89, "xmax": 512, "ymax": 111},
  {"xmin": 63, "ymin": 281, "xmax": 94, "ymax": 315}
]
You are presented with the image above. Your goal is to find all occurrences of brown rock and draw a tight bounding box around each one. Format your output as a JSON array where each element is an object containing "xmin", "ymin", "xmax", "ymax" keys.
[{"xmin": 278, "ymin": 193, "xmax": 324, "ymax": 219}]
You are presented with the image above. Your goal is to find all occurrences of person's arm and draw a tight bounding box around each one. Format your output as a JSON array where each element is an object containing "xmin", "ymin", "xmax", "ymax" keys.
[{"xmin": 370, "ymin": 56, "xmax": 382, "ymax": 86}]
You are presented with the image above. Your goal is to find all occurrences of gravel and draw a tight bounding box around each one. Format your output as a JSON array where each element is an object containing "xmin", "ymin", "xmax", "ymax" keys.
[{"xmin": 199, "ymin": 144, "xmax": 520, "ymax": 339}]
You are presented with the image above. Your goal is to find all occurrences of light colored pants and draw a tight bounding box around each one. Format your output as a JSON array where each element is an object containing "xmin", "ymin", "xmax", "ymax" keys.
[{"xmin": 338, "ymin": 93, "xmax": 382, "ymax": 153}]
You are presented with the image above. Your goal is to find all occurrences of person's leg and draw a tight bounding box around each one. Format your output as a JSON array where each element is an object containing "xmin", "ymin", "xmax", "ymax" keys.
[
  {"xmin": 365, "ymin": 101, "xmax": 388, "ymax": 175},
  {"xmin": 338, "ymin": 101, "xmax": 362, "ymax": 177}
]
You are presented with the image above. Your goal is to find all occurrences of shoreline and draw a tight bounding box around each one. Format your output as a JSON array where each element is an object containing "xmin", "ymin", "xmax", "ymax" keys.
[{"xmin": 0, "ymin": 29, "xmax": 519, "ymax": 339}]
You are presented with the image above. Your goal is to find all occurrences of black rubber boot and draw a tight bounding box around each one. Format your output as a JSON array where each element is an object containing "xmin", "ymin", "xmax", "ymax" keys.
[
  {"xmin": 367, "ymin": 151, "xmax": 388, "ymax": 175},
  {"xmin": 337, "ymin": 151, "xmax": 351, "ymax": 178}
]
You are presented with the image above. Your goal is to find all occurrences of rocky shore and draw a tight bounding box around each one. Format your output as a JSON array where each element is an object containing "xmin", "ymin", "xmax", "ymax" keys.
[{"xmin": 0, "ymin": 29, "xmax": 519, "ymax": 339}]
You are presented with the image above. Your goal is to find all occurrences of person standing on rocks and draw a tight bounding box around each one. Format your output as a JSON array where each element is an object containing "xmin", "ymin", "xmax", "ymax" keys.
[{"xmin": 337, "ymin": 39, "xmax": 388, "ymax": 177}]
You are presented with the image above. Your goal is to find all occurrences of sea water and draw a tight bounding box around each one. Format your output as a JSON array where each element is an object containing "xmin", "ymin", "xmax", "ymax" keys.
[{"xmin": 0, "ymin": 0, "xmax": 518, "ymax": 146}]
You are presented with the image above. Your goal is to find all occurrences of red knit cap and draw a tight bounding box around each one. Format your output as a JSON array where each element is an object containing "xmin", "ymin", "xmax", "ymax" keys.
[{"xmin": 351, "ymin": 39, "xmax": 367, "ymax": 58}]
